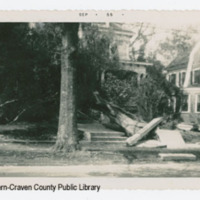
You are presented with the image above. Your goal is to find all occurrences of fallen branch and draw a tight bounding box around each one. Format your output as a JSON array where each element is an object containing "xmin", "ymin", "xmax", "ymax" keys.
[
  {"xmin": 0, "ymin": 99, "xmax": 18, "ymax": 108},
  {"xmin": 6, "ymin": 93, "xmax": 59, "ymax": 124},
  {"xmin": 10, "ymin": 108, "xmax": 26, "ymax": 123}
]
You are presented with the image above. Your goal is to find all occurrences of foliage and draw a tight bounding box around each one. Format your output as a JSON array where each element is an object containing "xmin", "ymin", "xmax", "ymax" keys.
[
  {"xmin": 0, "ymin": 23, "xmax": 185, "ymax": 124},
  {"xmin": 102, "ymin": 61, "xmax": 182, "ymax": 122},
  {"xmin": 102, "ymin": 71, "xmax": 137, "ymax": 106},
  {"xmin": 135, "ymin": 62, "xmax": 182, "ymax": 121},
  {"xmin": 128, "ymin": 22, "xmax": 155, "ymax": 62},
  {"xmin": 76, "ymin": 24, "xmax": 120, "ymax": 112},
  {"xmin": 0, "ymin": 23, "xmax": 61, "ymax": 123},
  {"xmin": 0, "ymin": 23, "xmax": 120, "ymax": 123},
  {"xmin": 159, "ymin": 28, "xmax": 197, "ymax": 65}
]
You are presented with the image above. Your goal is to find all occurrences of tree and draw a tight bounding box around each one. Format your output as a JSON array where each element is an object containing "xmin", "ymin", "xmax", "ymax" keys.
[
  {"xmin": 102, "ymin": 60, "xmax": 181, "ymax": 122},
  {"xmin": 129, "ymin": 22, "xmax": 155, "ymax": 62},
  {"xmin": 101, "ymin": 71, "xmax": 137, "ymax": 107},
  {"xmin": 158, "ymin": 28, "xmax": 197, "ymax": 66},
  {"xmin": 133, "ymin": 62, "xmax": 181, "ymax": 121},
  {"xmin": 54, "ymin": 23, "xmax": 79, "ymax": 152}
]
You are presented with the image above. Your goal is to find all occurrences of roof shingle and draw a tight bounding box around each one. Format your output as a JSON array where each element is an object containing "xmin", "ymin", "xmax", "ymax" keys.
[{"xmin": 166, "ymin": 51, "xmax": 191, "ymax": 72}]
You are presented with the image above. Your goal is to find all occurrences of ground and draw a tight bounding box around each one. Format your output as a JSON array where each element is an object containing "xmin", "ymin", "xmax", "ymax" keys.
[{"xmin": 0, "ymin": 122, "xmax": 200, "ymax": 177}]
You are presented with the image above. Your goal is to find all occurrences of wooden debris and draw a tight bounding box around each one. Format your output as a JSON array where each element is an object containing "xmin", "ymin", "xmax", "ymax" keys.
[
  {"xmin": 156, "ymin": 129, "xmax": 186, "ymax": 149},
  {"xmin": 156, "ymin": 129, "xmax": 200, "ymax": 149},
  {"xmin": 159, "ymin": 153, "xmax": 196, "ymax": 161},
  {"xmin": 126, "ymin": 117, "xmax": 163, "ymax": 146},
  {"xmin": 136, "ymin": 139, "xmax": 166, "ymax": 148}
]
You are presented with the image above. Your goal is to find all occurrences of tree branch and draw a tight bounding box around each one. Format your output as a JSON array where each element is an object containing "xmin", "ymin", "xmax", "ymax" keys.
[
  {"xmin": 9, "ymin": 108, "xmax": 26, "ymax": 123},
  {"xmin": 0, "ymin": 99, "xmax": 18, "ymax": 108}
]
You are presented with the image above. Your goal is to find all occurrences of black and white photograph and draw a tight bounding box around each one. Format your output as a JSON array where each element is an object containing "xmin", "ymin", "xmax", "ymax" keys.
[{"xmin": 1, "ymin": 12, "xmax": 200, "ymax": 178}]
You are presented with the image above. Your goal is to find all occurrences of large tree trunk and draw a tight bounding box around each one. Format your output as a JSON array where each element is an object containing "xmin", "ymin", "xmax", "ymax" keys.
[{"xmin": 54, "ymin": 23, "xmax": 79, "ymax": 152}]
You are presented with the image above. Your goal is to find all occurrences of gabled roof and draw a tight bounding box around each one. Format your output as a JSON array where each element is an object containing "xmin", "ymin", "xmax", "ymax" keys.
[{"xmin": 166, "ymin": 51, "xmax": 190, "ymax": 72}]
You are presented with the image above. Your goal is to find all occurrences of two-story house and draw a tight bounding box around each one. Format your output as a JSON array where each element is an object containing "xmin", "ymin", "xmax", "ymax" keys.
[
  {"xmin": 166, "ymin": 42, "xmax": 200, "ymax": 124},
  {"xmin": 96, "ymin": 23, "xmax": 152, "ymax": 84}
]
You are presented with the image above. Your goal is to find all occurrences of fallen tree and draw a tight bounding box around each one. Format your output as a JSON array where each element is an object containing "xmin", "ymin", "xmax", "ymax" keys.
[{"xmin": 93, "ymin": 91, "xmax": 146, "ymax": 136}]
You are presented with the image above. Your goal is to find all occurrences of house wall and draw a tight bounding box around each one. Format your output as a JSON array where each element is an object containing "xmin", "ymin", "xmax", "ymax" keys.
[
  {"xmin": 97, "ymin": 23, "xmax": 133, "ymax": 61},
  {"xmin": 167, "ymin": 42, "xmax": 200, "ymax": 124},
  {"xmin": 114, "ymin": 34, "xmax": 131, "ymax": 60},
  {"xmin": 181, "ymin": 87, "xmax": 200, "ymax": 124}
]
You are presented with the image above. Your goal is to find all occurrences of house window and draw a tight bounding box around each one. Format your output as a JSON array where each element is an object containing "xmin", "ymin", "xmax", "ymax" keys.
[
  {"xmin": 191, "ymin": 71, "xmax": 193, "ymax": 85},
  {"xmin": 182, "ymin": 94, "xmax": 189, "ymax": 112},
  {"xmin": 194, "ymin": 69, "xmax": 200, "ymax": 84},
  {"xmin": 178, "ymin": 72, "xmax": 186, "ymax": 86},
  {"xmin": 179, "ymin": 73, "xmax": 181, "ymax": 86},
  {"xmin": 170, "ymin": 74, "xmax": 176, "ymax": 85},
  {"xmin": 196, "ymin": 95, "xmax": 200, "ymax": 113}
]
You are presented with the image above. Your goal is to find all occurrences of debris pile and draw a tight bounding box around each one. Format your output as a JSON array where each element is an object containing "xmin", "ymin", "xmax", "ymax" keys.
[{"xmin": 86, "ymin": 92, "xmax": 200, "ymax": 160}]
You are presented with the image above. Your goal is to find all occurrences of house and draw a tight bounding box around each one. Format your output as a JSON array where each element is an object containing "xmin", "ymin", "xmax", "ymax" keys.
[
  {"xmin": 96, "ymin": 23, "xmax": 152, "ymax": 83},
  {"xmin": 166, "ymin": 42, "xmax": 200, "ymax": 124}
]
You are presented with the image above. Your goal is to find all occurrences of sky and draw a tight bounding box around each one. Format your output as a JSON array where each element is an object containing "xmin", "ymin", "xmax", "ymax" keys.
[{"xmin": 121, "ymin": 15, "xmax": 200, "ymax": 66}]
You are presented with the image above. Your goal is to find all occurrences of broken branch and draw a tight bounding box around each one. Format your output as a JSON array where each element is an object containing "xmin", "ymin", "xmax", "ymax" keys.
[
  {"xmin": 0, "ymin": 99, "xmax": 18, "ymax": 108},
  {"xmin": 10, "ymin": 108, "xmax": 26, "ymax": 123}
]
